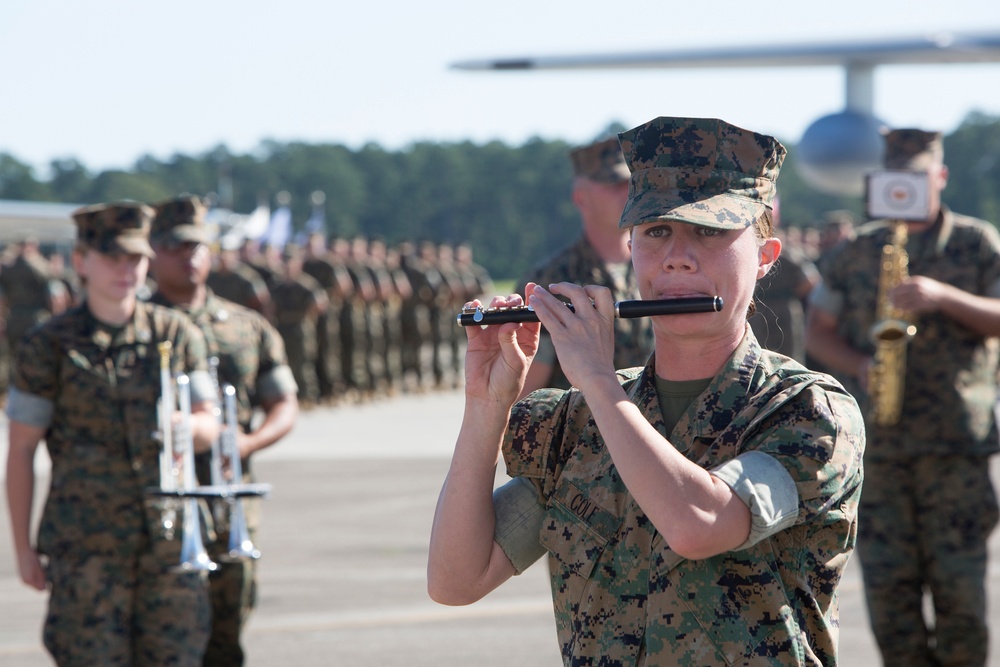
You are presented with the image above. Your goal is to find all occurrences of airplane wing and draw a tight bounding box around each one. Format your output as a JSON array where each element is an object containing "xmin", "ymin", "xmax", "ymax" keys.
[
  {"xmin": 451, "ymin": 31, "xmax": 1000, "ymax": 71},
  {"xmin": 0, "ymin": 199, "xmax": 78, "ymax": 244}
]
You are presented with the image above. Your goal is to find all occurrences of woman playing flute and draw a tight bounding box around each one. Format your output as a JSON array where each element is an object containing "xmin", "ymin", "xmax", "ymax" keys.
[{"xmin": 428, "ymin": 116, "xmax": 865, "ymax": 666}]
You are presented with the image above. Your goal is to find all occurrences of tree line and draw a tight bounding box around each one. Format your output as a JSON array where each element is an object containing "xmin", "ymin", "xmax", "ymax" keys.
[{"xmin": 1, "ymin": 112, "xmax": 998, "ymax": 281}]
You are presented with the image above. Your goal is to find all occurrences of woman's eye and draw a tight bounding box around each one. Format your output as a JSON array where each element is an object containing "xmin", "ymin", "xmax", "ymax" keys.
[
  {"xmin": 697, "ymin": 227, "xmax": 724, "ymax": 237},
  {"xmin": 647, "ymin": 225, "xmax": 669, "ymax": 238}
]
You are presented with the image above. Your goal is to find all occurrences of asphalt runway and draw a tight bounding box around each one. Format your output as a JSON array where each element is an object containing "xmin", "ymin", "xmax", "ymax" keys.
[{"xmin": 1, "ymin": 389, "xmax": 999, "ymax": 666}]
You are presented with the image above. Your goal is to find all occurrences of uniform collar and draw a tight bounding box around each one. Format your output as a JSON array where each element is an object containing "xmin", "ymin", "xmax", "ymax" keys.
[
  {"xmin": 625, "ymin": 325, "xmax": 762, "ymax": 452},
  {"xmin": 891, "ymin": 205, "xmax": 953, "ymax": 259},
  {"xmin": 82, "ymin": 299, "xmax": 153, "ymax": 349},
  {"xmin": 150, "ymin": 288, "xmax": 229, "ymax": 323},
  {"xmin": 930, "ymin": 205, "xmax": 955, "ymax": 256}
]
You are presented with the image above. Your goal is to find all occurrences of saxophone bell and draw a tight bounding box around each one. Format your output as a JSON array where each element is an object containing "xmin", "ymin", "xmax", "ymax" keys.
[{"xmin": 870, "ymin": 319, "xmax": 917, "ymax": 344}]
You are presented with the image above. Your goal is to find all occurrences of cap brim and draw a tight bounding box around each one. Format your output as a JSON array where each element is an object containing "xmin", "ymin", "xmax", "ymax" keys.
[
  {"xmin": 590, "ymin": 164, "xmax": 632, "ymax": 184},
  {"xmin": 619, "ymin": 190, "xmax": 764, "ymax": 230},
  {"xmin": 885, "ymin": 155, "xmax": 936, "ymax": 171},
  {"xmin": 99, "ymin": 237, "xmax": 155, "ymax": 258},
  {"xmin": 153, "ymin": 225, "xmax": 212, "ymax": 245}
]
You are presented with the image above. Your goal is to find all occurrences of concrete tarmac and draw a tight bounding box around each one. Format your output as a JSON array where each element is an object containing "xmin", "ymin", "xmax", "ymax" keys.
[{"xmin": 1, "ymin": 388, "xmax": 999, "ymax": 666}]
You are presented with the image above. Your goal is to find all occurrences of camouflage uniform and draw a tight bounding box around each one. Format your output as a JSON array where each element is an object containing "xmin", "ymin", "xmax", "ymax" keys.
[
  {"xmin": 812, "ymin": 205, "xmax": 1000, "ymax": 666},
  {"xmin": 271, "ymin": 267, "xmax": 323, "ymax": 404},
  {"xmin": 495, "ymin": 331, "xmax": 865, "ymax": 666},
  {"xmin": 0, "ymin": 244, "xmax": 56, "ymax": 377},
  {"xmin": 373, "ymin": 240, "xmax": 410, "ymax": 395},
  {"xmin": 151, "ymin": 289, "xmax": 297, "ymax": 667},
  {"xmin": 397, "ymin": 244, "xmax": 436, "ymax": 391},
  {"xmin": 334, "ymin": 238, "xmax": 375, "ymax": 397},
  {"xmin": 356, "ymin": 241, "xmax": 390, "ymax": 395},
  {"xmin": 206, "ymin": 262, "xmax": 270, "ymax": 316},
  {"xmin": 302, "ymin": 249, "xmax": 352, "ymax": 401},
  {"xmin": 7, "ymin": 299, "xmax": 215, "ymax": 666},
  {"xmin": 435, "ymin": 244, "xmax": 467, "ymax": 388},
  {"xmin": 148, "ymin": 194, "xmax": 299, "ymax": 666},
  {"xmin": 517, "ymin": 235, "xmax": 652, "ymax": 388},
  {"xmin": 487, "ymin": 118, "xmax": 864, "ymax": 666}
]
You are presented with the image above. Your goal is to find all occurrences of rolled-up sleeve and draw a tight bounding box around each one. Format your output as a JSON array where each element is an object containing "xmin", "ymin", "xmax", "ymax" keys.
[
  {"xmin": 493, "ymin": 477, "xmax": 547, "ymax": 574},
  {"xmin": 5, "ymin": 386, "xmax": 54, "ymax": 429},
  {"xmin": 712, "ymin": 450, "xmax": 800, "ymax": 549}
]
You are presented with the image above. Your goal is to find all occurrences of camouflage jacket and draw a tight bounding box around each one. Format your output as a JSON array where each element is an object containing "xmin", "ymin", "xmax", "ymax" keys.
[
  {"xmin": 0, "ymin": 252, "xmax": 54, "ymax": 329},
  {"xmin": 151, "ymin": 290, "xmax": 298, "ymax": 484},
  {"xmin": 816, "ymin": 207, "xmax": 1000, "ymax": 457},
  {"xmin": 517, "ymin": 234, "xmax": 653, "ymax": 389},
  {"xmin": 502, "ymin": 330, "xmax": 865, "ymax": 666},
  {"xmin": 206, "ymin": 264, "xmax": 269, "ymax": 313},
  {"xmin": 271, "ymin": 274, "xmax": 322, "ymax": 327},
  {"xmin": 149, "ymin": 290, "xmax": 296, "ymax": 434},
  {"xmin": 7, "ymin": 301, "xmax": 212, "ymax": 560}
]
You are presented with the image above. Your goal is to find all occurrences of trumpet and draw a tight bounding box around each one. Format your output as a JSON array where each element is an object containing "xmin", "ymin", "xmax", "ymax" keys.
[
  {"xmin": 457, "ymin": 296, "xmax": 723, "ymax": 326},
  {"xmin": 156, "ymin": 342, "xmax": 179, "ymax": 538},
  {"xmin": 220, "ymin": 384, "xmax": 261, "ymax": 561},
  {"xmin": 175, "ymin": 374, "xmax": 218, "ymax": 572},
  {"xmin": 149, "ymin": 349, "xmax": 270, "ymax": 569},
  {"xmin": 207, "ymin": 356, "xmax": 226, "ymax": 489},
  {"xmin": 152, "ymin": 342, "xmax": 217, "ymax": 572}
]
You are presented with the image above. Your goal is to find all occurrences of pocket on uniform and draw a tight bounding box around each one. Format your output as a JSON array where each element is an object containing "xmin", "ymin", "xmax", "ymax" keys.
[
  {"xmin": 670, "ymin": 544, "xmax": 801, "ymax": 662},
  {"xmin": 538, "ymin": 477, "xmax": 618, "ymax": 581}
]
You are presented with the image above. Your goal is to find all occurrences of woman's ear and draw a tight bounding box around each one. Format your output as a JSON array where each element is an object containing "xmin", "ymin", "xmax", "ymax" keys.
[
  {"xmin": 757, "ymin": 237, "xmax": 781, "ymax": 279},
  {"xmin": 71, "ymin": 247, "xmax": 87, "ymax": 278}
]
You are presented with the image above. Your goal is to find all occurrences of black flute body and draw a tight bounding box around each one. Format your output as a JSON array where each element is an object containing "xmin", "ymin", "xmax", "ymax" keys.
[{"xmin": 457, "ymin": 296, "xmax": 723, "ymax": 326}]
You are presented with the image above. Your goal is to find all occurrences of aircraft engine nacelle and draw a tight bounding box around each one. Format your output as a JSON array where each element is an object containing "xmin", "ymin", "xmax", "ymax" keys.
[{"xmin": 795, "ymin": 110, "xmax": 887, "ymax": 197}]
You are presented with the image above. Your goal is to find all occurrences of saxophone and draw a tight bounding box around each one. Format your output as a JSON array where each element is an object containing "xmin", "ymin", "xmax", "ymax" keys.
[{"xmin": 868, "ymin": 220, "xmax": 917, "ymax": 426}]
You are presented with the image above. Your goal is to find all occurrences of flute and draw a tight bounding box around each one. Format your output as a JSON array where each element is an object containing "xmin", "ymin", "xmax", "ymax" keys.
[{"xmin": 457, "ymin": 296, "xmax": 723, "ymax": 326}]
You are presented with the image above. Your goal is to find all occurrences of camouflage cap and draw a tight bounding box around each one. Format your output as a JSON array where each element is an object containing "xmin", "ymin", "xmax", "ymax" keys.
[
  {"xmin": 150, "ymin": 194, "xmax": 211, "ymax": 245},
  {"xmin": 618, "ymin": 117, "xmax": 786, "ymax": 230},
  {"xmin": 72, "ymin": 201, "xmax": 155, "ymax": 257},
  {"xmin": 569, "ymin": 137, "xmax": 631, "ymax": 183},
  {"xmin": 882, "ymin": 128, "xmax": 943, "ymax": 170}
]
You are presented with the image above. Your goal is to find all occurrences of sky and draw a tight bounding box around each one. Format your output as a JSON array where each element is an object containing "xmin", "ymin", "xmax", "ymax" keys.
[{"xmin": 2, "ymin": 0, "xmax": 999, "ymax": 177}]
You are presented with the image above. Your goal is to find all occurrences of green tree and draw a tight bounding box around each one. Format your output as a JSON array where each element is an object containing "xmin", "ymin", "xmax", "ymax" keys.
[
  {"xmin": 10, "ymin": 113, "xmax": 1000, "ymax": 281},
  {"xmin": 48, "ymin": 158, "xmax": 90, "ymax": 204},
  {"xmin": 943, "ymin": 112, "xmax": 1000, "ymax": 224},
  {"xmin": 0, "ymin": 154, "xmax": 50, "ymax": 201}
]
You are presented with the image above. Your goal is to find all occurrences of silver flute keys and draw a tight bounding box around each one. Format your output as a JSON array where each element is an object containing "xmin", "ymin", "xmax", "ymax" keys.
[{"xmin": 457, "ymin": 296, "xmax": 723, "ymax": 326}]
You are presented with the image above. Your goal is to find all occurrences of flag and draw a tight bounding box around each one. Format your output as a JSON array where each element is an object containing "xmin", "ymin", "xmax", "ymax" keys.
[
  {"xmin": 263, "ymin": 205, "xmax": 292, "ymax": 249},
  {"xmin": 243, "ymin": 203, "xmax": 271, "ymax": 241},
  {"xmin": 305, "ymin": 203, "xmax": 326, "ymax": 235}
]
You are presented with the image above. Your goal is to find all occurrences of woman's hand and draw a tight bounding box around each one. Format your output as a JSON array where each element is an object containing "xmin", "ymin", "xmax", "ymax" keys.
[
  {"xmin": 529, "ymin": 282, "xmax": 618, "ymax": 393},
  {"xmin": 463, "ymin": 286, "xmax": 541, "ymax": 406},
  {"xmin": 17, "ymin": 547, "xmax": 46, "ymax": 591}
]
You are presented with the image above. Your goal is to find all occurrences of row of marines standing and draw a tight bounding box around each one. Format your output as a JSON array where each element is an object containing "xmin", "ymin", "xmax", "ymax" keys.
[
  {"xmin": 207, "ymin": 231, "xmax": 493, "ymax": 408},
  {"xmin": 0, "ymin": 214, "xmax": 495, "ymax": 410}
]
